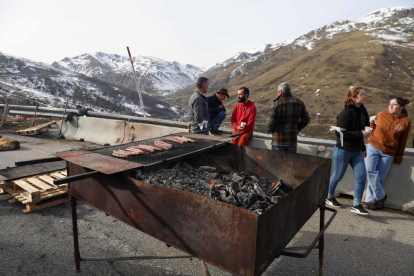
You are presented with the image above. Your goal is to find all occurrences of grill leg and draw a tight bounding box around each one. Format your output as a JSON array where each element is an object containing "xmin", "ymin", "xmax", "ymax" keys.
[
  {"xmin": 318, "ymin": 206, "xmax": 325, "ymax": 276},
  {"xmin": 71, "ymin": 196, "xmax": 81, "ymax": 273}
]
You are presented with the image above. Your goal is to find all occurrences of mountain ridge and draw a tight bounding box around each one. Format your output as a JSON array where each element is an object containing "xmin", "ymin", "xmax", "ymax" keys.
[
  {"xmin": 0, "ymin": 52, "xmax": 180, "ymax": 119},
  {"xmin": 170, "ymin": 6, "xmax": 414, "ymax": 143},
  {"xmin": 52, "ymin": 52, "xmax": 204, "ymax": 96}
]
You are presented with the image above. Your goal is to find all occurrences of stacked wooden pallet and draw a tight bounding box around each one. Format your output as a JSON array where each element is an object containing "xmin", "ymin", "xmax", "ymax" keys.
[
  {"xmin": 0, "ymin": 170, "xmax": 69, "ymax": 213},
  {"xmin": 16, "ymin": 120, "xmax": 57, "ymax": 135}
]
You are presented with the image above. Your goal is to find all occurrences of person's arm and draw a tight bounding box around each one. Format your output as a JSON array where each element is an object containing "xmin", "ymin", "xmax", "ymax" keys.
[
  {"xmin": 193, "ymin": 97, "xmax": 204, "ymax": 124},
  {"xmin": 394, "ymin": 122, "xmax": 411, "ymax": 164},
  {"xmin": 337, "ymin": 109, "xmax": 363, "ymax": 141},
  {"xmin": 231, "ymin": 106, "xmax": 238, "ymax": 130},
  {"xmin": 211, "ymin": 104, "xmax": 225, "ymax": 113},
  {"xmin": 362, "ymin": 106, "xmax": 370, "ymax": 126},
  {"xmin": 241, "ymin": 105, "xmax": 257, "ymax": 134},
  {"xmin": 208, "ymin": 96, "xmax": 221, "ymax": 113},
  {"xmin": 267, "ymin": 103, "xmax": 277, "ymax": 133},
  {"xmin": 370, "ymin": 112, "xmax": 380, "ymax": 130},
  {"xmin": 298, "ymin": 104, "xmax": 311, "ymax": 132}
]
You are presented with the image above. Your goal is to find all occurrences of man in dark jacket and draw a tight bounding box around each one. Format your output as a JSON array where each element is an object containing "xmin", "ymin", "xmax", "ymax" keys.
[
  {"xmin": 188, "ymin": 77, "xmax": 210, "ymax": 134},
  {"xmin": 267, "ymin": 82, "xmax": 310, "ymax": 153},
  {"xmin": 207, "ymin": 88, "xmax": 229, "ymax": 134}
]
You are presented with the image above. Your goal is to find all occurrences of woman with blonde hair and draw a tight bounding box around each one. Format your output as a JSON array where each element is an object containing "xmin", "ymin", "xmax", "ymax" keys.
[
  {"xmin": 364, "ymin": 96, "xmax": 411, "ymax": 210},
  {"xmin": 326, "ymin": 87, "xmax": 371, "ymax": 215}
]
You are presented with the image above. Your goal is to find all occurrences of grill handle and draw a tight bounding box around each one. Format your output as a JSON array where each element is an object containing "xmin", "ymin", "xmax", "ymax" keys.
[
  {"xmin": 15, "ymin": 157, "xmax": 63, "ymax": 166},
  {"xmin": 54, "ymin": 171, "xmax": 99, "ymax": 185}
]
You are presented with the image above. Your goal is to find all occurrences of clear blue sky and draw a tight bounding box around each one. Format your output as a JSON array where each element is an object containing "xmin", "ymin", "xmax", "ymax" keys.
[{"xmin": 0, "ymin": 0, "xmax": 412, "ymax": 69}]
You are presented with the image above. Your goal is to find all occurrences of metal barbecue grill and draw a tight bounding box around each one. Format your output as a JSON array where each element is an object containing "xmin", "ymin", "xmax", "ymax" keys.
[
  {"xmin": 90, "ymin": 134, "xmax": 226, "ymax": 166},
  {"xmin": 45, "ymin": 132, "xmax": 336, "ymax": 276}
]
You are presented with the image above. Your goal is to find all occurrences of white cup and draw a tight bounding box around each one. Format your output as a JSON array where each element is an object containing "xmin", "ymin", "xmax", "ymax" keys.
[
  {"xmin": 365, "ymin": 126, "xmax": 373, "ymax": 132},
  {"xmin": 240, "ymin": 122, "xmax": 246, "ymax": 129}
]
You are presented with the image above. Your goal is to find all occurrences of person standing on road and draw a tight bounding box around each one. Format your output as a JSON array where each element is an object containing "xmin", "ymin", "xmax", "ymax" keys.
[
  {"xmin": 230, "ymin": 87, "xmax": 257, "ymax": 146},
  {"xmin": 267, "ymin": 82, "xmax": 310, "ymax": 153},
  {"xmin": 188, "ymin": 77, "xmax": 210, "ymax": 135},
  {"xmin": 207, "ymin": 88, "xmax": 229, "ymax": 135},
  {"xmin": 326, "ymin": 87, "xmax": 371, "ymax": 215},
  {"xmin": 364, "ymin": 97, "xmax": 411, "ymax": 210}
]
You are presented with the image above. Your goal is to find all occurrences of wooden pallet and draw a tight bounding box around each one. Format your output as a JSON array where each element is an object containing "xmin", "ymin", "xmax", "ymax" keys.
[
  {"xmin": 0, "ymin": 170, "xmax": 69, "ymax": 213},
  {"xmin": 16, "ymin": 120, "xmax": 58, "ymax": 135}
]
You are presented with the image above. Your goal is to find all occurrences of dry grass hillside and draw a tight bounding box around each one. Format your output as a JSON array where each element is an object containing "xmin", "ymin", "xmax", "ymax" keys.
[{"xmin": 170, "ymin": 31, "xmax": 414, "ymax": 145}]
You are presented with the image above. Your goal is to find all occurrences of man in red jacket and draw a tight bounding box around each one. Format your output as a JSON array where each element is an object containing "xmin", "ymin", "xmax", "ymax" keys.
[{"xmin": 230, "ymin": 87, "xmax": 257, "ymax": 146}]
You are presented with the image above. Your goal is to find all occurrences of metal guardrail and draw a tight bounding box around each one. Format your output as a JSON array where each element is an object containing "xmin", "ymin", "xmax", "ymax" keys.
[{"xmin": 0, "ymin": 104, "xmax": 189, "ymax": 129}]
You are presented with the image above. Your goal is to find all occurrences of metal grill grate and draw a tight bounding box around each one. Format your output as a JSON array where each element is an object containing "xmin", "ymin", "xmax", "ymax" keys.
[{"xmin": 90, "ymin": 135, "xmax": 225, "ymax": 165}]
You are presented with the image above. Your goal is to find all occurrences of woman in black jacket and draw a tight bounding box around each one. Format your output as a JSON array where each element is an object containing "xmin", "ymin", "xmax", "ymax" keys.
[{"xmin": 326, "ymin": 87, "xmax": 371, "ymax": 215}]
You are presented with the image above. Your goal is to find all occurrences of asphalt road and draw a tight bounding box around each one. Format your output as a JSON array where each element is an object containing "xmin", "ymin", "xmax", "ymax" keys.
[{"xmin": 1, "ymin": 132, "xmax": 413, "ymax": 276}]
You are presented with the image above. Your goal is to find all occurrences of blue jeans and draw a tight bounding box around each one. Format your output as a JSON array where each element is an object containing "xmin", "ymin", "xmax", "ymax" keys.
[
  {"xmin": 272, "ymin": 146, "xmax": 297, "ymax": 153},
  {"xmin": 328, "ymin": 147, "xmax": 367, "ymax": 206},
  {"xmin": 210, "ymin": 111, "xmax": 226, "ymax": 131},
  {"xmin": 364, "ymin": 144, "xmax": 393, "ymax": 203}
]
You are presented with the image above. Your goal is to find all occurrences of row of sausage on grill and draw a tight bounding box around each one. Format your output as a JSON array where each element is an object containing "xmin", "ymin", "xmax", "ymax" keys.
[{"xmin": 112, "ymin": 136, "xmax": 195, "ymax": 158}]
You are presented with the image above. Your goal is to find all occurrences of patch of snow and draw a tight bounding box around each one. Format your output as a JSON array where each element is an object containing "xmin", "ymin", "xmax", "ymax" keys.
[{"xmin": 314, "ymin": 89, "xmax": 321, "ymax": 94}]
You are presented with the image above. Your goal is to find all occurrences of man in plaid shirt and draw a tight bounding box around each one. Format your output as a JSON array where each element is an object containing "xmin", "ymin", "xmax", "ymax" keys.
[{"xmin": 267, "ymin": 82, "xmax": 310, "ymax": 153}]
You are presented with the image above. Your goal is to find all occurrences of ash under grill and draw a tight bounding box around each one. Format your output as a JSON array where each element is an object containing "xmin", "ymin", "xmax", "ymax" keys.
[{"xmin": 90, "ymin": 135, "xmax": 225, "ymax": 165}]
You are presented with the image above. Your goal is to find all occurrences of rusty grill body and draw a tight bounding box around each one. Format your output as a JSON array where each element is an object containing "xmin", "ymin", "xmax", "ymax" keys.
[{"xmin": 59, "ymin": 133, "xmax": 333, "ymax": 276}]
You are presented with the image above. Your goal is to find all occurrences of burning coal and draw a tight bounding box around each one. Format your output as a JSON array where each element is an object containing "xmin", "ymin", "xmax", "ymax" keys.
[{"xmin": 135, "ymin": 162, "xmax": 292, "ymax": 215}]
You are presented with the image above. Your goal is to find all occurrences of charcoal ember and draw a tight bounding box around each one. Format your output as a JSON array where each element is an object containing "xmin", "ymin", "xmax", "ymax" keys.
[
  {"xmin": 250, "ymin": 175, "xmax": 260, "ymax": 184},
  {"xmin": 199, "ymin": 166, "xmax": 216, "ymax": 173},
  {"xmin": 253, "ymin": 183, "xmax": 266, "ymax": 199},
  {"xmin": 219, "ymin": 190, "xmax": 228, "ymax": 201},
  {"xmin": 224, "ymin": 194, "xmax": 238, "ymax": 205},
  {"xmin": 254, "ymin": 201, "xmax": 270, "ymax": 209},
  {"xmin": 271, "ymin": 196, "xmax": 282, "ymax": 204},
  {"xmin": 253, "ymin": 209, "xmax": 264, "ymax": 215},
  {"xmin": 135, "ymin": 169, "xmax": 143, "ymax": 179},
  {"xmin": 237, "ymin": 192, "xmax": 256, "ymax": 208},
  {"xmin": 232, "ymin": 173, "xmax": 243, "ymax": 183},
  {"xmin": 268, "ymin": 179, "xmax": 283, "ymax": 196},
  {"xmin": 231, "ymin": 182, "xmax": 241, "ymax": 193},
  {"xmin": 136, "ymin": 161, "xmax": 293, "ymax": 215},
  {"xmin": 198, "ymin": 180, "xmax": 209, "ymax": 187}
]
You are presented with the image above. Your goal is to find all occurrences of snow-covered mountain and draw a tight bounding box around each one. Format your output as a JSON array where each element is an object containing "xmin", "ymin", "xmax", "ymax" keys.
[
  {"xmin": 171, "ymin": 5, "xmax": 414, "ymax": 136},
  {"xmin": 0, "ymin": 52, "xmax": 180, "ymax": 119},
  {"xmin": 52, "ymin": 52, "xmax": 204, "ymax": 96},
  {"xmin": 204, "ymin": 6, "xmax": 413, "ymax": 76},
  {"xmin": 293, "ymin": 6, "xmax": 414, "ymax": 50}
]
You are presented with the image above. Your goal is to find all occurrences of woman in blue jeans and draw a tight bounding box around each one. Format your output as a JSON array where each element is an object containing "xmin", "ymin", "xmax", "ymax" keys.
[
  {"xmin": 326, "ymin": 87, "xmax": 371, "ymax": 215},
  {"xmin": 364, "ymin": 97, "xmax": 411, "ymax": 210}
]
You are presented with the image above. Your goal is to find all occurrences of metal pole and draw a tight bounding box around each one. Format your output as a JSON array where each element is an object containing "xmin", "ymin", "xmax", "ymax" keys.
[
  {"xmin": 318, "ymin": 206, "xmax": 325, "ymax": 276},
  {"xmin": 58, "ymin": 100, "xmax": 69, "ymax": 137},
  {"xmin": 126, "ymin": 46, "xmax": 146, "ymax": 119},
  {"xmin": 32, "ymin": 101, "xmax": 38, "ymax": 127},
  {"xmin": 71, "ymin": 196, "xmax": 81, "ymax": 272},
  {"xmin": 0, "ymin": 102, "xmax": 8, "ymax": 128}
]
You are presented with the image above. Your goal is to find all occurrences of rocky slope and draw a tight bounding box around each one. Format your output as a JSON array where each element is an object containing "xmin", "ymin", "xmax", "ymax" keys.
[
  {"xmin": 0, "ymin": 52, "xmax": 180, "ymax": 119},
  {"xmin": 171, "ymin": 6, "xmax": 414, "ymax": 142},
  {"xmin": 52, "ymin": 52, "xmax": 203, "ymax": 96}
]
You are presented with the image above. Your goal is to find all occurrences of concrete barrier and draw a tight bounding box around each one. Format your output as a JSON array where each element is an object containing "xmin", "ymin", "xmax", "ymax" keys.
[
  {"xmin": 73, "ymin": 117, "xmax": 125, "ymax": 145},
  {"xmin": 124, "ymin": 122, "xmax": 185, "ymax": 143},
  {"xmin": 55, "ymin": 118, "xmax": 79, "ymax": 140}
]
